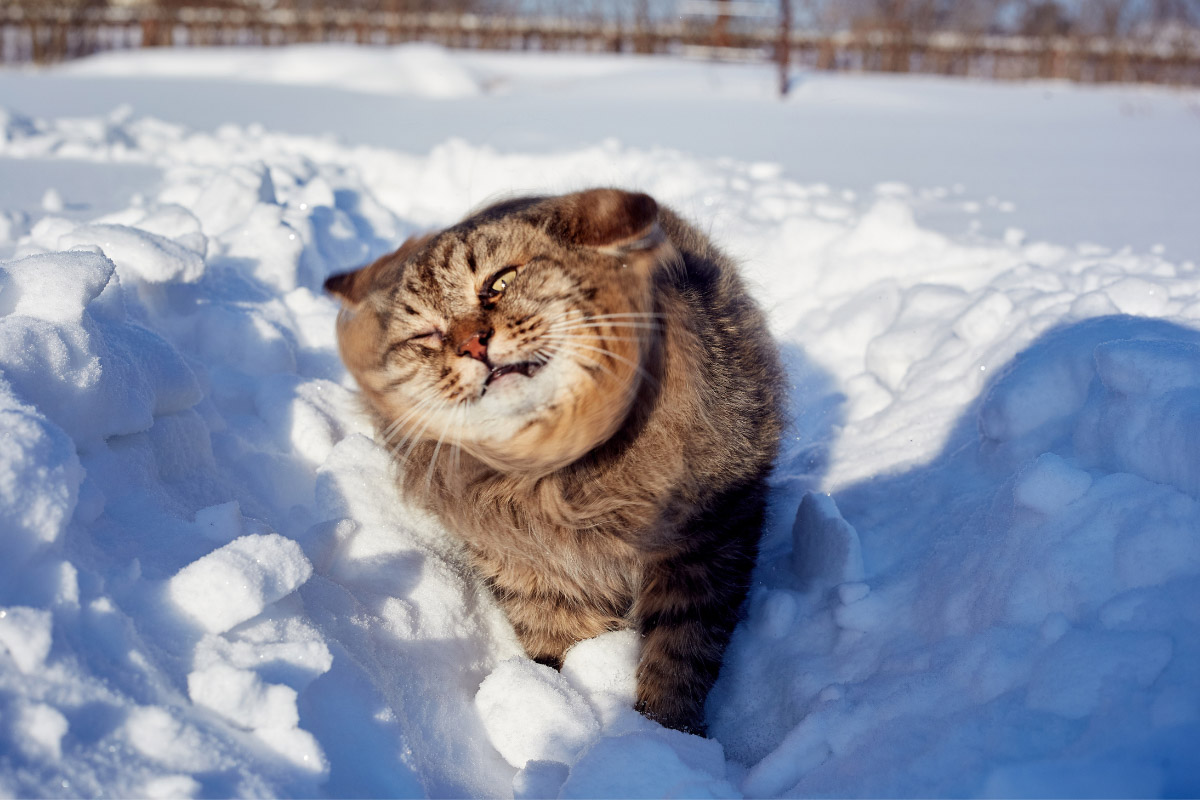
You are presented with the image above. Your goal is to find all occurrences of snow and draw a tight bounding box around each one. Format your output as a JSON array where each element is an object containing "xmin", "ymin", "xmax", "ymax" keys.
[
  {"xmin": 0, "ymin": 607, "xmax": 54, "ymax": 674},
  {"xmin": 2, "ymin": 43, "xmax": 1200, "ymax": 797},
  {"xmin": 475, "ymin": 658, "xmax": 600, "ymax": 769},
  {"xmin": 58, "ymin": 43, "xmax": 482, "ymax": 99},
  {"xmin": 168, "ymin": 534, "xmax": 314, "ymax": 634}
]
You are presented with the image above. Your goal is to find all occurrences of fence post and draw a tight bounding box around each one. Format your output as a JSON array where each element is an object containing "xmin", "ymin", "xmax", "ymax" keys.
[
  {"xmin": 712, "ymin": 0, "xmax": 730, "ymax": 48},
  {"xmin": 778, "ymin": 0, "xmax": 791, "ymax": 96}
]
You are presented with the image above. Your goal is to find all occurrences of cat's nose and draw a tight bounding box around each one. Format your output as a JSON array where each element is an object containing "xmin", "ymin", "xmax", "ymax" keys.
[{"xmin": 457, "ymin": 329, "xmax": 490, "ymax": 362}]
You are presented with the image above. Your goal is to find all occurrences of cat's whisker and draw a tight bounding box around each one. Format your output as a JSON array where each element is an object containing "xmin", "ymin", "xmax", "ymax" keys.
[
  {"xmin": 541, "ymin": 336, "xmax": 646, "ymax": 366},
  {"xmin": 548, "ymin": 322, "xmax": 660, "ymax": 334},
  {"xmin": 547, "ymin": 320, "xmax": 664, "ymax": 339},
  {"xmin": 543, "ymin": 310, "xmax": 664, "ymax": 327},
  {"xmin": 395, "ymin": 408, "xmax": 444, "ymax": 476},
  {"xmin": 385, "ymin": 392, "xmax": 447, "ymax": 470},
  {"xmin": 541, "ymin": 308, "xmax": 583, "ymax": 325},
  {"xmin": 543, "ymin": 331, "xmax": 645, "ymax": 343},
  {"xmin": 381, "ymin": 389, "xmax": 443, "ymax": 446},
  {"xmin": 425, "ymin": 403, "xmax": 462, "ymax": 492},
  {"xmin": 450, "ymin": 404, "xmax": 466, "ymax": 483},
  {"xmin": 416, "ymin": 387, "xmax": 472, "ymax": 475},
  {"xmin": 381, "ymin": 390, "xmax": 438, "ymax": 435},
  {"xmin": 548, "ymin": 321, "xmax": 663, "ymax": 331},
  {"xmin": 542, "ymin": 337, "xmax": 661, "ymax": 388},
  {"xmin": 382, "ymin": 405, "xmax": 434, "ymax": 456},
  {"xmin": 539, "ymin": 341, "xmax": 640, "ymax": 387},
  {"xmin": 573, "ymin": 311, "xmax": 666, "ymax": 320}
]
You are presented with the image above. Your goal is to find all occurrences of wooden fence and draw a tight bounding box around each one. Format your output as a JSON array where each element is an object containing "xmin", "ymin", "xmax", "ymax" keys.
[{"xmin": 3, "ymin": 4, "xmax": 1200, "ymax": 87}]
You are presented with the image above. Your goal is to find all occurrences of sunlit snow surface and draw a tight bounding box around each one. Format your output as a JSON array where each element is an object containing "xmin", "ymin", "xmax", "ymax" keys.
[{"xmin": 2, "ymin": 46, "xmax": 1199, "ymax": 798}]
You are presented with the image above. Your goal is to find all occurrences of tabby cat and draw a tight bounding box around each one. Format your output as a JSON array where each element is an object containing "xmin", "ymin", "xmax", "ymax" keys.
[{"xmin": 325, "ymin": 188, "xmax": 784, "ymax": 734}]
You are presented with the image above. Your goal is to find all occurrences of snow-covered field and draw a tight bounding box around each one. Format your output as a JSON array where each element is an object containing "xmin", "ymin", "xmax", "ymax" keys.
[{"xmin": 2, "ymin": 45, "xmax": 1199, "ymax": 797}]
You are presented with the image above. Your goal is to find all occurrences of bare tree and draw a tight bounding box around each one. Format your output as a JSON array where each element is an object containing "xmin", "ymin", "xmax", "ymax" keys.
[
  {"xmin": 1019, "ymin": 1, "xmax": 1073, "ymax": 37},
  {"xmin": 1080, "ymin": 0, "xmax": 1135, "ymax": 37}
]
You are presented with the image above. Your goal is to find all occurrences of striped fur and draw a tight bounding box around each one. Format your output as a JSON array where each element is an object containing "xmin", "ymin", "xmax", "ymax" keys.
[{"xmin": 326, "ymin": 189, "xmax": 784, "ymax": 733}]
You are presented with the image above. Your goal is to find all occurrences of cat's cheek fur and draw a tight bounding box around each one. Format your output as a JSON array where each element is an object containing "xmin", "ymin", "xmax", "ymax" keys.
[
  {"xmin": 472, "ymin": 366, "xmax": 560, "ymax": 428},
  {"xmin": 466, "ymin": 360, "xmax": 629, "ymax": 474}
]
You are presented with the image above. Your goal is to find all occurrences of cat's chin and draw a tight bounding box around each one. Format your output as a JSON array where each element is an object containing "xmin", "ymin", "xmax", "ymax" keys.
[
  {"xmin": 462, "ymin": 360, "xmax": 637, "ymax": 475},
  {"xmin": 475, "ymin": 357, "xmax": 560, "ymax": 415}
]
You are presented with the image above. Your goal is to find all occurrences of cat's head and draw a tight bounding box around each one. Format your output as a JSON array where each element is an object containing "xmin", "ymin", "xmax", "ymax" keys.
[{"xmin": 325, "ymin": 188, "xmax": 675, "ymax": 476}]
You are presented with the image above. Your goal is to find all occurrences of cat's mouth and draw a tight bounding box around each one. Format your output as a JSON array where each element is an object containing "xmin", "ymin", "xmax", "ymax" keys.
[{"xmin": 484, "ymin": 359, "xmax": 546, "ymax": 388}]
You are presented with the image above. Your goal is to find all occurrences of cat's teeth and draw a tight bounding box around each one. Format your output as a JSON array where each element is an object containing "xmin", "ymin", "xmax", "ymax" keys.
[{"xmin": 485, "ymin": 360, "xmax": 544, "ymax": 386}]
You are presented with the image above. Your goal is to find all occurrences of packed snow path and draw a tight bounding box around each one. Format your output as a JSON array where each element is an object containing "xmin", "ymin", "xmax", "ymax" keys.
[{"xmin": 2, "ymin": 48, "xmax": 1199, "ymax": 798}]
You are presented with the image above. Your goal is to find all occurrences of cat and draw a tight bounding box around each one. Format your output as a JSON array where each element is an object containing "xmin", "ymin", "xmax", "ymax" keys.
[{"xmin": 324, "ymin": 188, "xmax": 784, "ymax": 734}]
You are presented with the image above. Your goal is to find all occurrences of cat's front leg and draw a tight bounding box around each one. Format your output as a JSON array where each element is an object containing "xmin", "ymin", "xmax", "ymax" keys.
[
  {"xmin": 624, "ymin": 479, "xmax": 763, "ymax": 734},
  {"xmin": 495, "ymin": 582, "xmax": 624, "ymax": 669},
  {"xmin": 632, "ymin": 488, "xmax": 763, "ymax": 734}
]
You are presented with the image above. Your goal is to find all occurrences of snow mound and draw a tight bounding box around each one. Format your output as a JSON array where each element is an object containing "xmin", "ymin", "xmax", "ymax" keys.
[
  {"xmin": 0, "ymin": 607, "xmax": 54, "ymax": 674},
  {"xmin": 1, "ymin": 95, "xmax": 1199, "ymax": 797},
  {"xmin": 169, "ymin": 533, "xmax": 313, "ymax": 634},
  {"xmin": 476, "ymin": 658, "xmax": 600, "ymax": 768},
  {"xmin": 58, "ymin": 43, "xmax": 482, "ymax": 98}
]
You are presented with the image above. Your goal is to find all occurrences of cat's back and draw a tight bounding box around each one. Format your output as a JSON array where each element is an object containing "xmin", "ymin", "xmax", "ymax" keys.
[{"xmin": 650, "ymin": 206, "xmax": 785, "ymax": 483}]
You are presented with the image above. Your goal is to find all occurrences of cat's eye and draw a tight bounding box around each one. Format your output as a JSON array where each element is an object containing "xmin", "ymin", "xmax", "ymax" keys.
[
  {"xmin": 408, "ymin": 331, "xmax": 443, "ymax": 346},
  {"xmin": 482, "ymin": 267, "xmax": 519, "ymax": 299}
]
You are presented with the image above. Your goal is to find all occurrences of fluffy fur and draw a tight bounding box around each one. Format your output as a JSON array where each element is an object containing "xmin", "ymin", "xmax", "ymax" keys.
[{"xmin": 325, "ymin": 189, "xmax": 784, "ymax": 733}]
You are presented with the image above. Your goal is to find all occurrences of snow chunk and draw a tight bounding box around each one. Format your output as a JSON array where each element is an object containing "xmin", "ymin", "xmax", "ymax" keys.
[
  {"xmin": 1013, "ymin": 453, "xmax": 1093, "ymax": 515},
  {"xmin": 190, "ymin": 163, "xmax": 277, "ymax": 237},
  {"xmin": 254, "ymin": 376, "xmax": 348, "ymax": 465},
  {"xmin": 120, "ymin": 203, "xmax": 207, "ymax": 250},
  {"xmin": 0, "ymin": 606, "xmax": 53, "ymax": 673},
  {"xmin": 167, "ymin": 534, "xmax": 313, "ymax": 634},
  {"xmin": 254, "ymin": 725, "xmax": 328, "ymax": 775},
  {"xmin": 475, "ymin": 657, "xmax": 600, "ymax": 768},
  {"xmin": 0, "ymin": 386, "xmax": 83, "ymax": 570},
  {"xmin": 561, "ymin": 731, "xmax": 737, "ymax": 799},
  {"xmin": 0, "ymin": 304, "xmax": 201, "ymax": 446},
  {"xmin": 952, "ymin": 290, "xmax": 1014, "ymax": 346},
  {"xmin": 1093, "ymin": 338, "xmax": 1200, "ymax": 397},
  {"xmin": 561, "ymin": 628, "xmax": 639, "ymax": 725},
  {"xmin": 188, "ymin": 662, "xmax": 299, "ymax": 730},
  {"xmin": 0, "ymin": 249, "xmax": 115, "ymax": 323},
  {"xmin": 1104, "ymin": 277, "xmax": 1169, "ymax": 316},
  {"xmin": 753, "ymin": 590, "xmax": 800, "ymax": 639},
  {"xmin": 192, "ymin": 616, "xmax": 333, "ymax": 689},
  {"xmin": 979, "ymin": 352, "xmax": 1091, "ymax": 446},
  {"xmin": 12, "ymin": 701, "xmax": 69, "ymax": 760},
  {"xmin": 514, "ymin": 760, "xmax": 570, "ymax": 800},
  {"xmin": 140, "ymin": 775, "xmax": 202, "ymax": 799},
  {"xmin": 839, "ymin": 197, "xmax": 946, "ymax": 258},
  {"xmin": 791, "ymin": 492, "xmax": 865, "ymax": 592},
  {"xmin": 1077, "ymin": 338, "xmax": 1200, "ymax": 498},
  {"xmin": 832, "ymin": 583, "xmax": 886, "ymax": 632},
  {"xmin": 124, "ymin": 706, "xmax": 222, "ymax": 772},
  {"xmin": 58, "ymin": 223, "xmax": 204, "ymax": 285}
]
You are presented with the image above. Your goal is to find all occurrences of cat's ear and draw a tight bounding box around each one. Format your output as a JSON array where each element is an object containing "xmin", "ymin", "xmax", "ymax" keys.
[
  {"xmin": 323, "ymin": 263, "xmax": 376, "ymax": 307},
  {"xmin": 548, "ymin": 189, "xmax": 663, "ymax": 254},
  {"xmin": 324, "ymin": 234, "xmax": 432, "ymax": 307}
]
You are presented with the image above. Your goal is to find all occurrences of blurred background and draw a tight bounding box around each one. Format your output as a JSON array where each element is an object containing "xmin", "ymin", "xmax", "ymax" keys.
[{"xmin": 4, "ymin": 0, "xmax": 1200, "ymax": 91}]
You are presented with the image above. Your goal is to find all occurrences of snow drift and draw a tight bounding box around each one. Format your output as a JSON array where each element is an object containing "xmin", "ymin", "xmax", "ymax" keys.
[{"xmin": 1, "ymin": 47, "xmax": 1199, "ymax": 798}]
